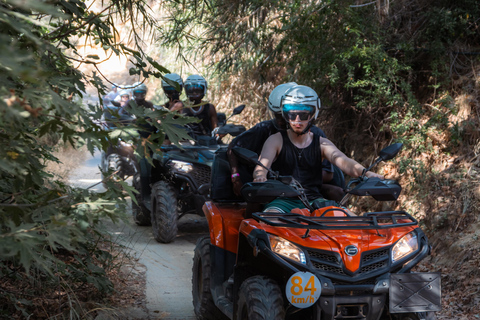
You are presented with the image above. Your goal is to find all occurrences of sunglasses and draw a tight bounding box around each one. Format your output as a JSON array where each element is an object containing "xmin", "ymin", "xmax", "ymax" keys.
[
  {"xmin": 186, "ymin": 87, "xmax": 204, "ymax": 95},
  {"xmin": 185, "ymin": 84, "xmax": 204, "ymax": 90},
  {"xmin": 285, "ymin": 112, "xmax": 311, "ymax": 121},
  {"xmin": 163, "ymin": 86, "xmax": 180, "ymax": 95}
]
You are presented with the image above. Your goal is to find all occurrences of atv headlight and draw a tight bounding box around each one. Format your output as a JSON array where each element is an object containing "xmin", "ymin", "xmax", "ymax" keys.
[
  {"xmin": 268, "ymin": 235, "xmax": 306, "ymax": 264},
  {"xmin": 392, "ymin": 232, "xmax": 419, "ymax": 263},
  {"xmin": 169, "ymin": 160, "xmax": 193, "ymax": 173}
]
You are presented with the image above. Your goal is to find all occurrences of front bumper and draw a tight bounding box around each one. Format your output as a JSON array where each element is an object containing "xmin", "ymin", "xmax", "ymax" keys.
[{"xmin": 255, "ymin": 236, "xmax": 441, "ymax": 320}]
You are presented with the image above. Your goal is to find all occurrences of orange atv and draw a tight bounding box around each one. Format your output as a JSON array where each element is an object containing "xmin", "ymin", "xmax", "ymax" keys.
[{"xmin": 192, "ymin": 143, "xmax": 441, "ymax": 320}]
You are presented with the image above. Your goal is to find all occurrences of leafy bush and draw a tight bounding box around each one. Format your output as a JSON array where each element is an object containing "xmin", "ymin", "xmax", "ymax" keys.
[
  {"xmin": 0, "ymin": 0, "xmax": 193, "ymax": 317},
  {"xmin": 158, "ymin": 0, "xmax": 480, "ymax": 224}
]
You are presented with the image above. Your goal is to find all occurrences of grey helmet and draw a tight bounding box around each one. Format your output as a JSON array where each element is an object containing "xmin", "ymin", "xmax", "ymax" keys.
[
  {"xmin": 161, "ymin": 73, "xmax": 184, "ymax": 96},
  {"xmin": 184, "ymin": 74, "xmax": 207, "ymax": 100},
  {"xmin": 118, "ymin": 89, "xmax": 130, "ymax": 98},
  {"xmin": 281, "ymin": 85, "xmax": 321, "ymax": 134},
  {"xmin": 132, "ymin": 82, "xmax": 148, "ymax": 94},
  {"xmin": 268, "ymin": 82, "xmax": 297, "ymax": 114}
]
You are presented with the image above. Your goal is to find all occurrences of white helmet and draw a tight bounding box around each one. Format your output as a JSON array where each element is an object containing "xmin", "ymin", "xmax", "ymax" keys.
[
  {"xmin": 132, "ymin": 82, "xmax": 148, "ymax": 94},
  {"xmin": 161, "ymin": 73, "xmax": 184, "ymax": 95},
  {"xmin": 268, "ymin": 82, "xmax": 297, "ymax": 114},
  {"xmin": 184, "ymin": 74, "xmax": 208, "ymax": 99},
  {"xmin": 281, "ymin": 85, "xmax": 321, "ymax": 121},
  {"xmin": 118, "ymin": 89, "xmax": 130, "ymax": 97}
]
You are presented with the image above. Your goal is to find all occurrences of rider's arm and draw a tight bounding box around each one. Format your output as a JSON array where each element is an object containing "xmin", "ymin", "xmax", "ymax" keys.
[
  {"xmin": 209, "ymin": 104, "xmax": 218, "ymax": 129},
  {"xmin": 227, "ymin": 141, "xmax": 242, "ymax": 196},
  {"xmin": 227, "ymin": 137, "xmax": 241, "ymax": 177},
  {"xmin": 227, "ymin": 122, "xmax": 262, "ymax": 177},
  {"xmin": 169, "ymin": 100, "xmax": 184, "ymax": 112},
  {"xmin": 253, "ymin": 133, "xmax": 282, "ymax": 182},
  {"xmin": 320, "ymin": 137, "xmax": 384, "ymax": 179}
]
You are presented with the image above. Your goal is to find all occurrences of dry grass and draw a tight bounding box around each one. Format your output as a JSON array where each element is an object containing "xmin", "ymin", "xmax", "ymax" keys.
[{"xmin": 0, "ymin": 242, "xmax": 145, "ymax": 319}]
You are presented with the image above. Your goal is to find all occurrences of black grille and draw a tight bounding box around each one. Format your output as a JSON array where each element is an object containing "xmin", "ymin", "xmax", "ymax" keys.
[
  {"xmin": 360, "ymin": 260, "xmax": 388, "ymax": 273},
  {"xmin": 312, "ymin": 261, "xmax": 346, "ymax": 275},
  {"xmin": 307, "ymin": 247, "xmax": 390, "ymax": 278},
  {"xmin": 191, "ymin": 164, "xmax": 211, "ymax": 187},
  {"xmin": 362, "ymin": 249, "xmax": 389, "ymax": 263},
  {"xmin": 308, "ymin": 250, "xmax": 345, "ymax": 276},
  {"xmin": 308, "ymin": 251, "xmax": 339, "ymax": 264}
]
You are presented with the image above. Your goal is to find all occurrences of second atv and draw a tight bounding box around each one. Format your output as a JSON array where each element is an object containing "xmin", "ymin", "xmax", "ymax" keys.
[{"xmin": 133, "ymin": 104, "xmax": 246, "ymax": 243}]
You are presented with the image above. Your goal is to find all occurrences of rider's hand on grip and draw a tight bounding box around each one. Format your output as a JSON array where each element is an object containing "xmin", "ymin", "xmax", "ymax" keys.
[{"xmin": 365, "ymin": 171, "xmax": 384, "ymax": 180}]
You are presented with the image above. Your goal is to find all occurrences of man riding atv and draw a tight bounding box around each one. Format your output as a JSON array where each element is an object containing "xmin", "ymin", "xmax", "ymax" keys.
[
  {"xmin": 253, "ymin": 85, "xmax": 383, "ymax": 212},
  {"xmin": 161, "ymin": 73, "xmax": 184, "ymax": 112},
  {"xmin": 99, "ymin": 87, "xmax": 136, "ymax": 186},
  {"xmin": 182, "ymin": 74, "xmax": 219, "ymax": 137},
  {"xmin": 227, "ymin": 82, "xmax": 344, "ymax": 202},
  {"xmin": 192, "ymin": 87, "xmax": 441, "ymax": 320}
]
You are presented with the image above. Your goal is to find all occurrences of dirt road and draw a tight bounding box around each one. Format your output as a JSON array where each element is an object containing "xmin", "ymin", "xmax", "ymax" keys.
[{"xmin": 69, "ymin": 150, "xmax": 208, "ymax": 320}]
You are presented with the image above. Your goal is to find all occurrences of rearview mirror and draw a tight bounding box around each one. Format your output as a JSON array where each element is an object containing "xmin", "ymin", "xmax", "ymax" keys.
[
  {"xmin": 233, "ymin": 104, "xmax": 246, "ymax": 115},
  {"xmin": 379, "ymin": 143, "xmax": 403, "ymax": 161}
]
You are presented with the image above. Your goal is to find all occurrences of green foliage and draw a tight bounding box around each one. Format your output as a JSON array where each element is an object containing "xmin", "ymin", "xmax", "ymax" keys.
[
  {"xmin": 0, "ymin": 0, "xmax": 193, "ymax": 317},
  {"xmin": 158, "ymin": 0, "xmax": 480, "ymax": 226},
  {"xmin": 1, "ymin": 0, "xmax": 478, "ymax": 315}
]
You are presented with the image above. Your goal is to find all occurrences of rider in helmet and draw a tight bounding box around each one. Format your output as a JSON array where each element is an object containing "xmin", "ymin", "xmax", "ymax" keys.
[
  {"xmin": 120, "ymin": 81, "xmax": 155, "ymax": 139},
  {"xmin": 227, "ymin": 82, "xmax": 340, "ymax": 199},
  {"xmin": 182, "ymin": 74, "xmax": 218, "ymax": 136},
  {"xmin": 252, "ymin": 85, "xmax": 384, "ymax": 212},
  {"xmin": 161, "ymin": 73, "xmax": 184, "ymax": 112},
  {"xmin": 130, "ymin": 82, "xmax": 153, "ymax": 110},
  {"xmin": 119, "ymin": 82, "xmax": 154, "ymax": 116},
  {"xmin": 117, "ymin": 89, "xmax": 131, "ymax": 107},
  {"xmin": 103, "ymin": 83, "xmax": 119, "ymax": 106}
]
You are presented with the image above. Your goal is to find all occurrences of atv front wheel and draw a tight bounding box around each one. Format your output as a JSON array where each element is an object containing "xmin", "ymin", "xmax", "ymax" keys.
[
  {"xmin": 151, "ymin": 180, "xmax": 178, "ymax": 243},
  {"xmin": 101, "ymin": 153, "xmax": 123, "ymax": 188},
  {"xmin": 132, "ymin": 172, "xmax": 151, "ymax": 226},
  {"xmin": 237, "ymin": 276, "xmax": 285, "ymax": 320},
  {"xmin": 192, "ymin": 236, "xmax": 227, "ymax": 320}
]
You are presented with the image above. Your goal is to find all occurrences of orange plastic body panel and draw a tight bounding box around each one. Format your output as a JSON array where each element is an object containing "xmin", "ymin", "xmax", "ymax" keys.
[
  {"xmin": 238, "ymin": 213, "xmax": 417, "ymax": 274},
  {"xmin": 203, "ymin": 201, "xmax": 245, "ymax": 253},
  {"xmin": 204, "ymin": 201, "xmax": 418, "ymax": 273}
]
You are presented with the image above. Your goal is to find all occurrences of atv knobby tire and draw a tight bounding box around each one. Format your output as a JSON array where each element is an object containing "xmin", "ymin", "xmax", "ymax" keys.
[
  {"xmin": 109, "ymin": 154, "xmax": 124, "ymax": 179},
  {"xmin": 237, "ymin": 276, "xmax": 285, "ymax": 320},
  {"xmin": 101, "ymin": 153, "xmax": 124, "ymax": 188},
  {"xmin": 132, "ymin": 172, "xmax": 151, "ymax": 226},
  {"xmin": 151, "ymin": 180, "xmax": 178, "ymax": 243},
  {"xmin": 192, "ymin": 236, "xmax": 227, "ymax": 320}
]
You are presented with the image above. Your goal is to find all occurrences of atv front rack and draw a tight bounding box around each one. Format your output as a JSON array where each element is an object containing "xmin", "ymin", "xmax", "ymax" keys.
[{"xmin": 252, "ymin": 210, "xmax": 418, "ymax": 231}]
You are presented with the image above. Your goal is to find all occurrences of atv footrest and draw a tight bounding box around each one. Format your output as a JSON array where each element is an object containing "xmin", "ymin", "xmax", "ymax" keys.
[{"xmin": 389, "ymin": 273, "xmax": 441, "ymax": 313}]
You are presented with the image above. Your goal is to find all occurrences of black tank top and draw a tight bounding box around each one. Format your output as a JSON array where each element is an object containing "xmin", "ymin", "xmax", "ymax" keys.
[
  {"xmin": 271, "ymin": 131, "xmax": 323, "ymax": 200},
  {"xmin": 183, "ymin": 103, "xmax": 213, "ymax": 135}
]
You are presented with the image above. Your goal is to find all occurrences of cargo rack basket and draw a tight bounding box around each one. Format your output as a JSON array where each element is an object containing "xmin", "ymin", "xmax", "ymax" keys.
[{"xmin": 252, "ymin": 209, "xmax": 418, "ymax": 238}]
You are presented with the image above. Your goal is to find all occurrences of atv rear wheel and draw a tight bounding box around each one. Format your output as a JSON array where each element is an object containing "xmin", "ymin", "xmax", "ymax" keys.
[
  {"xmin": 237, "ymin": 276, "xmax": 285, "ymax": 320},
  {"xmin": 151, "ymin": 180, "xmax": 178, "ymax": 243},
  {"xmin": 132, "ymin": 172, "xmax": 151, "ymax": 226},
  {"xmin": 391, "ymin": 312, "xmax": 437, "ymax": 320},
  {"xmin": 192, "ymin": 236, "xmax": 227, "ymax": 320}
]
